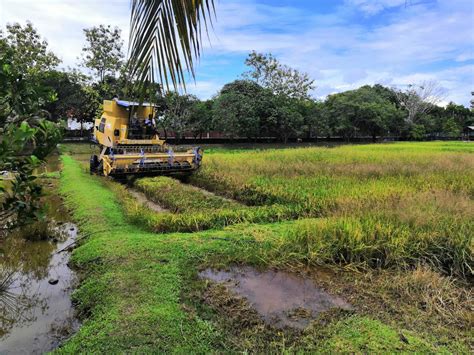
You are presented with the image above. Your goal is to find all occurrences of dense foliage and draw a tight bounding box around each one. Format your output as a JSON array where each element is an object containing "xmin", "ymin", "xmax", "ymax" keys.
[
  {"xmin": 0, "ymin": 23, "xmax": 62, "ymax": 226},
  {"xmin": 209, "ymin": 80, "xmax": 472, "ymax": 142},
  {"xmin": 9, "ymin": 21, "xmax": 469, "ymax": 143},
  {"xmin": 158, "ymin": 53, "xmax": 473, "ymax": 142}
]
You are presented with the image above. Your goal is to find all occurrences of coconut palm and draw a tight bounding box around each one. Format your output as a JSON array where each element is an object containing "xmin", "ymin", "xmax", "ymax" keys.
[{"xmin": 129, "ymin": 0, "xmax": 215, "ymax": 91}]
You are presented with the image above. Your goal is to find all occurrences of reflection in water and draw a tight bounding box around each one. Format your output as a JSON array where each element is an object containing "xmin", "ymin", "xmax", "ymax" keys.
[
  {"xmin": 0, "ymin": 286, "xmax": 44, "ymax": 339},
  {"xmin": 0, "ymin": 222, "xmax": 79, "ymax": 353},
  {"xmin": 200, "ymin": 267, "xmax": 353, "ymax": 329},
  {"xmin": 1, "ymin": 236, "xmax": 55, "ymax": 280},
  {"xmin": 0, "ymin": 157, "xmax": 80, "ymax": 353}
]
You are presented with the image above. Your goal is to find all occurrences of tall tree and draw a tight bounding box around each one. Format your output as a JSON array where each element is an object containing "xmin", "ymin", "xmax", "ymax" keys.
[
  {"xmin": 81, "ymin": 25, "xmax": 124, "ymax": 83},
  {"xmin": 0, "ymin": 23, "xmax": 59, "ymax": 126},
  {"xmin": 244, "ymin": 51, "xmax": 315, "ymax": 100},
  {"xmin": 0, "ymin": 24, "xmax": 62, "ymax": 226},
  {"xmin": 213, "ymin": 80, "xmax": 269, "ymax": 139},
  {"xmin": 2, "ymin": 22, "xmax": 59, "ymax": 72},
  {"xmin": 394, "ymin": 81, "xmax": 445, "ymax": 123},
  {"xmin": 159, "ymin": 92, "xmax": 199, "ymax": 141}
]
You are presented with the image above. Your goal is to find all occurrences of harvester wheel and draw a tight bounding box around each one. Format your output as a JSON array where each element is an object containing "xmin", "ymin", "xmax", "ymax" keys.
[
  {"xmin": 177, "ymin": 173, "xmax": 192, "ymax": 183},
  {"xmin": 90, "ymin": 155, "xmax": 99, "ymax": 174},
  {"xmin": 97, "ymin": 160, "xmax": 104, "ymax": 176}
]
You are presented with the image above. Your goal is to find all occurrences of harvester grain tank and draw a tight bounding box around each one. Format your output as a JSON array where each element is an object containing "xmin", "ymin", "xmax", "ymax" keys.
[{"xmin": 90, "ymin": 100, "xmax": 202, "ymax": 176}]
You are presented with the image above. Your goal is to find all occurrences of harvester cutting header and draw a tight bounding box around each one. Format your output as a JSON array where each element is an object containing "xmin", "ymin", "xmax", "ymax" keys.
[{"xmin": 90, "ymin": 99, "xmax": 202, "ymax": 177}]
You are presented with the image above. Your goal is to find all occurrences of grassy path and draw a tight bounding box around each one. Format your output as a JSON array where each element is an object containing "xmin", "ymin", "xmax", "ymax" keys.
[{"xmin": 58, "ymin": 154, "xmax": 468, "ymax": 353}]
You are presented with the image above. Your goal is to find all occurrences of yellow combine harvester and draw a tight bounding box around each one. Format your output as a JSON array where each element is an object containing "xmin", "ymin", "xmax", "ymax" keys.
[{"xmin": 90, "ymin": 100, "xmax": 202, "ymax": 177}]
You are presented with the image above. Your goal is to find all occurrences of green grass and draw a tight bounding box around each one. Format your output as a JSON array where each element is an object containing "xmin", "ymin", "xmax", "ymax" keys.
[
  {"xmin": 316, "ymin": 316, "xmax": 451, "ymax": 353},
  {"xmin": 58, "ymin": 154, "xmax": 470, "ymax": 353},
  {"xmin": 128, "ymin": 142, "xmax": 473, "ymax": 276}
]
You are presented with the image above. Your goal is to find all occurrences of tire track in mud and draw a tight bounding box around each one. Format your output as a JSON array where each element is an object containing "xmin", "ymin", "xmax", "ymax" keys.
[
  {"xmin": 183, "ymin": 182, "xmax": 241, "ymax": 205},
  {"xmin": 127, "ymin": 188, "xmax": 169, "ymax": 213}
]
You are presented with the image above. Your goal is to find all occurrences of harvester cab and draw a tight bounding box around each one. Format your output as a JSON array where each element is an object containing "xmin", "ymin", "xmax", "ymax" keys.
[{"xmin": 90, "ymin": 99, "xmax": 202, "ymax": 177}]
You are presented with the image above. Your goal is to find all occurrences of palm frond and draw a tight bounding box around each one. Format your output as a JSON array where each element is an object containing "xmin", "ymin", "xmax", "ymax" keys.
[{"xmin": 129, "ymin": 0, "xmax": 215, "ymax": 93}]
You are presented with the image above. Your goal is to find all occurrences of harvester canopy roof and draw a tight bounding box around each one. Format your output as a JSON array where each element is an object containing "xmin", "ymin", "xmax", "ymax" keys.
[{"xmin": 116, "ymin": 100, "xmax": 155, "ymax": 108}]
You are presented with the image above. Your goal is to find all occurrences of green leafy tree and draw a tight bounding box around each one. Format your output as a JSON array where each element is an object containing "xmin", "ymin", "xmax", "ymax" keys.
[
  {"xmin": 159, "ymin": 92, "xmax": 199, "ymax": 142},
  {"xmin": 442, "ymin": 117, "xmax": 461, "ymax": 137},
  {"xmin": 321, "ymin": 85, "xmax": 403, "ymax": 141},
  {"xmin": 409, "ymin": 124, "xmax": 426, "ymax": 140},
  {"xmin": 213, "ymin": 80, "xmax": 270, "ymax": 139},
  {"xmin": 0, "ymin": 24, "xmax": 59, "ymax": 126},
  {"xmin": 296, "ymin": 99, "xmax": 320, "ymax": 139},
  {"xmin": 445, "ymin": 102, "xmax": 473, "ymax": 130},
  {"xmin": 244, "ymin": 51, "xmax": 315, "ymax": 100},
  {"xmin": 81, "ymin": 25, "xmax": 124, "ymax": 83},
  {"xmin": 0, "ymin": 24, "xmax": 62, "ymax": 227},
  {"xmin": 41, "ymin": 70, "xmax": 102, "ymax": 137},
  {"xmin": 267, "ymin": 97, "xmax": 305, "ymax": 143},
  {"xmin": 3, "ymin": 22, "xmax": 59, "ymax": 72},
  {"xmin": 41, "ymin": 70, "xmax": 89, "ymax": 120},
  {"xmin": 188, "ymin": 100, "xmax": 214, "ymax": 139},
  {"xmin": 306, "ymin": 100, "xmax": 333, "ymax": 139}
]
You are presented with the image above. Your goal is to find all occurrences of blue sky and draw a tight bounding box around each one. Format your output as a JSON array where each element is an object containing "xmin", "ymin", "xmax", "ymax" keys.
[{"xmin": 1, "ymin": 0, "xmax": 473, "ymax": 105}]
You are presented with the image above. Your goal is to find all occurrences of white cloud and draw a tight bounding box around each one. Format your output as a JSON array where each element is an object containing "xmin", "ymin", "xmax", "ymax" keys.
[
  {"xmin": 344, "ymin": 0, "xmax": 406, "ymax": 15},
  {"xmin": 186, "ymin": 80, "xmax": 223, "ymax": 99}
]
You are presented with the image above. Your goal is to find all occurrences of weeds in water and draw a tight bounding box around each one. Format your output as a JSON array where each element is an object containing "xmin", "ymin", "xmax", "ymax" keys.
[{"xmin": 0, "ymin": 267, "xmax": 15, "ymax": 293}]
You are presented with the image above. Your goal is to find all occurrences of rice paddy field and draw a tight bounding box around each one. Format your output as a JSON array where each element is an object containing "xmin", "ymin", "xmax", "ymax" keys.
[{"xmin": 57, "ymin": 141, "xmax": 473, "ymax": 352}]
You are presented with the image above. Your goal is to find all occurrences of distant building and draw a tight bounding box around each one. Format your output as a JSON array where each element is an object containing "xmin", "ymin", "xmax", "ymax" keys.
[
  {"xmin": 66, "ymin": 118, "xmax": 93, "ymax": 131},
  {"xmin": 464, "ymin": 126, "xmax": 474, "ymax": 141}
]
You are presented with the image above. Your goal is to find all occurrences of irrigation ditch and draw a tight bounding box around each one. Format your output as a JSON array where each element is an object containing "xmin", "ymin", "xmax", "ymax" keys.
[{"xmin": 0, "ymin": 155, "xmax": 80, "ymax": 353}]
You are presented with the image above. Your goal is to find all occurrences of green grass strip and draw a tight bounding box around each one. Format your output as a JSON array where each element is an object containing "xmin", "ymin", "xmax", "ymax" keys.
[{"xmin": 58, "ymin": 155, "xmax": 463, "ymax": 352}]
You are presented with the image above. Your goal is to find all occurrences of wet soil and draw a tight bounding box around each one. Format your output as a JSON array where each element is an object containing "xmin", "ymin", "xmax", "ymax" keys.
[
  {"xmin": 199, "ymin": 267, "xmax": 352, "ymax": 329},
  {"xmin": 186, "ymin": 183, "xmax": 239, "ymax": 204},
  {"xmin": 127, "ymin": 188, "xmax": 168, "ymax": 213}
]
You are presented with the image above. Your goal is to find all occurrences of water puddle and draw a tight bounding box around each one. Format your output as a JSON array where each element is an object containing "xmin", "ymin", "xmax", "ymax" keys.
[{"xmin": 199, "ymin": 267, "xmax": 353, "ymax": 329}]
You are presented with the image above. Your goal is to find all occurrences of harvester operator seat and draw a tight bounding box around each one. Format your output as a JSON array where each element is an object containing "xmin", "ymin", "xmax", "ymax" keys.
[
  {"xmin": 144, "ymin": 114, "xmax": 156, "ymax": 139},
  {"xmin": 129, "ymin": 113, "xmax": 142, "ymax": 139}
]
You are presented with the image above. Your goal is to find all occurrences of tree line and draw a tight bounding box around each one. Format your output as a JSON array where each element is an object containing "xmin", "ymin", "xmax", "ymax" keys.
[
  {"xmin": 3, "ymin": 22, "xmax": 473, "ymax": 146},
  {"xmin": 33, "ymin": 23, "xmax": 472, "ymax": 143}
]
